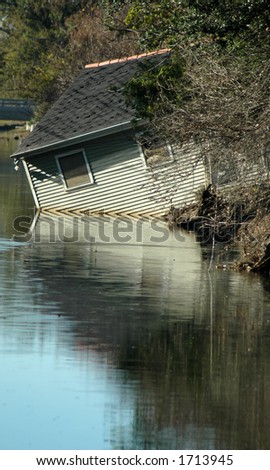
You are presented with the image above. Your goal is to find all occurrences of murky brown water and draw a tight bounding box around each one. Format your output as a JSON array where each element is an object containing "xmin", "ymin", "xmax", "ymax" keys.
[{"xmin": 1, "ymin": 132, "xmax": 270, "ymax": 450}]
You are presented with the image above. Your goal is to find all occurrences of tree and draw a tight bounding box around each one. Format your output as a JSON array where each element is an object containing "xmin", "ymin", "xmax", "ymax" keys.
[
  {"xmin": 0, "ymin": 1, "xmax": 89, "ymax": 109},
  {"xmin": 0, "ymin": 0, "xmax": 139, "ymax": 117},
  {"xmin": 120, "ymin": 0, "xmax": 270, "ymax": 50},
  {"xmin": 107, "ymin": 1, "xmax": 270, "ymax": 182}
]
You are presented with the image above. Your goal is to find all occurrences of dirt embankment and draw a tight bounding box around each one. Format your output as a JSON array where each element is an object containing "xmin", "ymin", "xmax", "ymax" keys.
[{"xmin": 167, "ymin": 184, "xmax": 270, "ymax": 273}]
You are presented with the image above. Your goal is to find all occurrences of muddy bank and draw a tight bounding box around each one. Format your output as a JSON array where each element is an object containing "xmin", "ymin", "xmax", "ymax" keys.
[{"xmin": 168, "ymin": 184, "xmax": 270, "ymax": 273}]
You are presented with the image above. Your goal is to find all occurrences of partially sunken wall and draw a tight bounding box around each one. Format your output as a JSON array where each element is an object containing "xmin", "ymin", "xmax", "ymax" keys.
[{"xmin": 25, "ymin": 132, "xmax": 206, "ymax": 216}]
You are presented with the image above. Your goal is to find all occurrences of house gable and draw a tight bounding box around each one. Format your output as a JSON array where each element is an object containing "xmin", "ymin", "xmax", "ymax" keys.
[{"xmin": 12, "ymin": 49, "xmax": 171, "ymax": 159}]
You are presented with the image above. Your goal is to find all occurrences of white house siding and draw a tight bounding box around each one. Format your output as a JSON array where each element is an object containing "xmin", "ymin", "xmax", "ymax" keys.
[
  {"xmin": 25, "ymin": 133, "xmax": 206, "ymax": 216},
  {"xmin": 149, "ymin": 142, "xmax": 206, "ymax": 209}
]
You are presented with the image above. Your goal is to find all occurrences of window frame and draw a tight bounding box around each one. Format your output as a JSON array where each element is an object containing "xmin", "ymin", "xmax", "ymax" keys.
[
  {"xmin": 136, "ymin": 133, "xmax": 174, "ymax": 168},
  {"xmin": 55, "ymin": 148, "xmax": 94, "ymax": 191}
]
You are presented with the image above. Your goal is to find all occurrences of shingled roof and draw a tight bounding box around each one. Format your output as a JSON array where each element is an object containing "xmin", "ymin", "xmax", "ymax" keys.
[{"xmin": 13, "ymin": 49, "xmax": 171, "ymax": 158}]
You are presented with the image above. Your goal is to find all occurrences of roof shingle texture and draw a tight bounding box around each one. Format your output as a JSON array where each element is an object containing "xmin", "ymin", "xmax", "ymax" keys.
[{"xmin": 15, "ymin": 51, "xmax": 171, "ymax": 156}]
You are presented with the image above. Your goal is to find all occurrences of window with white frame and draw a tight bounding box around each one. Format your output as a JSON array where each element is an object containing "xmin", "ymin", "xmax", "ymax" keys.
[
  {"xmin": 56, "ymin": 150, "xmax": 94, "ymax": 190},
  {"xmin": 137, "ymin": 134, "xmax": 174, "ymax": 167}
]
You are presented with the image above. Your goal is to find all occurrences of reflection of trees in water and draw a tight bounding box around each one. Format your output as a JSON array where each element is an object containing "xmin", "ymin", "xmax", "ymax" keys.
[
  {"xmin": 112, "ymin": 270, "xmax": 270, "ymax": 450},
  {"xmin": 0, "ymin": 137, "xmax": 33, "ymax": 238},
  {"xmin": 114, "ymin": 313, "xmax": 270, "ymax": 449},
  {"xmin": 21, "ymin": 243, "xmax": 270, "ymax": 449}
]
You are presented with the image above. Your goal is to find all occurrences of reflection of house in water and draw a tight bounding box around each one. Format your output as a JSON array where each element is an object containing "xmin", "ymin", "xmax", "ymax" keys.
[
  {"xmin": 28, "ymin": 212, "xmax": 203, "ymax": 324},
  {"xmin": 17, "ymin": 212, "xmax": 270, "ymax": 449}
]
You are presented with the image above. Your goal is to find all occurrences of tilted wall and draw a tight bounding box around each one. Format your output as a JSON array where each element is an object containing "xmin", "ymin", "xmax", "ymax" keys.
[{"xmin": 25, "ymin": 131, "xmax": 206, "ymax": 216}]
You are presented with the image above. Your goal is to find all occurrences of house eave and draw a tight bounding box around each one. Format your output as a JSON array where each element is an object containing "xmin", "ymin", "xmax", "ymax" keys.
[{"xmin": 11, "ymin": 119, "xmax": 145, "ymax": 160}]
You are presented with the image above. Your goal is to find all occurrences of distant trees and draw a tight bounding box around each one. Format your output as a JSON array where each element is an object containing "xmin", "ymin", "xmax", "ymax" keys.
[{"xmin": 0, "ymin": 0, "xmax": 138, "ymax": 117}]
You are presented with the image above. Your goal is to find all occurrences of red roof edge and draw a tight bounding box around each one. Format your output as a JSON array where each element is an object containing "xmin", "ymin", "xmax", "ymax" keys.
[{"xmin": 85, "ymin": 48, "xmax": 171, "ymax": 69}]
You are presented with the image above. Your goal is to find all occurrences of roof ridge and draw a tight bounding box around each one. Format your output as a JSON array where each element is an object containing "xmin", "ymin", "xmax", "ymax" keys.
[{"xmin": 85, "ymin": 48, "xmax": 171, "ymax": 69}]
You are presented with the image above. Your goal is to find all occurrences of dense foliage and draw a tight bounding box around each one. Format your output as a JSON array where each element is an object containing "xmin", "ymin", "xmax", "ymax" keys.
[
  {"xmin": 0, "ymin": 0, "xmax": 138, "ymax": 116},
  {"xmin": 109, "ymin": 0, "xmax": 270, "ymax": 168}
]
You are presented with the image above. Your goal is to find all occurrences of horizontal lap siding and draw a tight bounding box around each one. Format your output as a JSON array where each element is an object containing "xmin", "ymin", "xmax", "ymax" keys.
[
  {"xmin": 26, "ymin": 134, "xmax": 206, "ymax": 214},
  {"xmin": 148, "ymin": 143, "xmax": 206, "ymax": 208}
]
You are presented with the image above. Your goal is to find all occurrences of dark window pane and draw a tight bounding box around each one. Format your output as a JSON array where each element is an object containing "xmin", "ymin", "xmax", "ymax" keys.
[{"xmin": 59, "ymin": 153, "xmax": 90, "ymax": 188}]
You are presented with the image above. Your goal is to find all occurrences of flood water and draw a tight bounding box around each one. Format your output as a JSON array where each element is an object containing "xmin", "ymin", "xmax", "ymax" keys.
[{"xmin": 1, "ymin": 133, "xmax": 270, "ymax": 450}]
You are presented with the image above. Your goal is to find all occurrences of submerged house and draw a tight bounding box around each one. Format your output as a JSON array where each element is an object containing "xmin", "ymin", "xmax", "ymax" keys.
[{"xmin": 12, "ymin": 49, "xmax": 206, "ymax": 217}]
